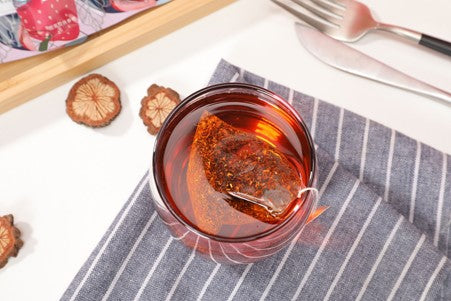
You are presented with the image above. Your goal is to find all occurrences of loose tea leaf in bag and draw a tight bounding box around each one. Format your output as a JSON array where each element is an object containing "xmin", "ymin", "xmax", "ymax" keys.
[{"xmin": 186, "ymin": 112, "xmax": 304, "ymax": 235}]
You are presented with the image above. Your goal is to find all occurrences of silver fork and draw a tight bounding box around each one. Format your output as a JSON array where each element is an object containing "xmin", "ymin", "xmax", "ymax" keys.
[{"xmin": 271, "ymin": 0, "xmax": 451, "ymax": 56}]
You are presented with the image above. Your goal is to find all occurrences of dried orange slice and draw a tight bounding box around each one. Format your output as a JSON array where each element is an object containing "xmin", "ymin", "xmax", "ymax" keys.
[
  {"xmin": 139, "ymin": 84, "xmax": 180, "ymax": 135},
  {"xmin": 66, "ymin": 74, "xmax": 121, "ymax": 127},
  {"xmin": 0, "ymin": 215, "xmax": 23, "ymax": 269}
]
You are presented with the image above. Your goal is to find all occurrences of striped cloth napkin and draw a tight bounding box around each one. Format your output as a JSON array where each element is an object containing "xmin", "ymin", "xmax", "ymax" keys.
[{"xmin": 62, "ymin": 60, "xmax": 451, "ymax": 301}]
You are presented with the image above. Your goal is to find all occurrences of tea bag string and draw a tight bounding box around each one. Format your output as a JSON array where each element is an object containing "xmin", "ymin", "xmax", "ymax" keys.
[
  {"xmin": 297, "ymin": 187, "xmax": 319, "ymax": 200},
  {"xmin": 297, "ymin": 187, "xmax": 319, "ymax": 215}
]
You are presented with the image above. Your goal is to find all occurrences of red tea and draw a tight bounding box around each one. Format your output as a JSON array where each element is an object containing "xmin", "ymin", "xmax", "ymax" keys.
[{"xmin": 153, "ymin": 90, "xmax": 313, "ymax": 240}]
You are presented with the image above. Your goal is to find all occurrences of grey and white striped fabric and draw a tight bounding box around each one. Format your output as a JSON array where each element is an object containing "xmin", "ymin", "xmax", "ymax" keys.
[{"xmin": 62, "ymin": 60, "xmax": 451, "ymax": 301}]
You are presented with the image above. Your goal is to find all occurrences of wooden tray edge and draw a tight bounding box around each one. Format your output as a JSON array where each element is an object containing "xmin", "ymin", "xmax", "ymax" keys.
[{"xmin": 0, "ymin": 0, "xmax": 235, "ymax": 115}]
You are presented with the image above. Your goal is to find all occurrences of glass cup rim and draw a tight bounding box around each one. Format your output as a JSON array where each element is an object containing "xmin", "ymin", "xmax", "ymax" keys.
[{"xmin": 151, "ymin": 83, "xmax": 317, "ymax": 243}]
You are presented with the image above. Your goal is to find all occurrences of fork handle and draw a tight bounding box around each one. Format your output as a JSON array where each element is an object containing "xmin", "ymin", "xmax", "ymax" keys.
[
  {"xmin": 419, "ymin": 34, "xmax": 451, "ymax": 56},
  {"xmin": 377, "ymin": 24, "xmax": 451, "ymax": 57}
]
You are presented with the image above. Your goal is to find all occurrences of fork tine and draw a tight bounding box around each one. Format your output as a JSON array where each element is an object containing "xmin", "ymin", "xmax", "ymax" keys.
[
  {"xmin": 290, "ymin": 0, "xmax": 342, "ymax": 25},
  {"xmin": 309, "ymin": 0, "xmax": 345, "ymax": 15},
  {"xmin": 271, "ymin": 0, "xmax": 337, "ymax": 32},
  {"xmin": 327, "ymin": 0, "xmax": 347, "ymax": 8}
]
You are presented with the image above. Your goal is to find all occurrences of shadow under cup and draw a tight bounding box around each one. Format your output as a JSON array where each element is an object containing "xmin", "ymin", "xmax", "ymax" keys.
[{"xmin": 150, "ymin": 83, "xmax": 317, "ymax": 264}]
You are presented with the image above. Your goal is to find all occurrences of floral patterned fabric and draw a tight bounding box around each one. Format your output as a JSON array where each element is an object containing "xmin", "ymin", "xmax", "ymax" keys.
[{"xmin": 0, "ymin": 0, "xmax": 170, "ymax": 63}]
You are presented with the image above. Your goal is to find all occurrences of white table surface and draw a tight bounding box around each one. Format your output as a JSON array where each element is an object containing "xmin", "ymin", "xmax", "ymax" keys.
[{"xmin": 1, "ymin": 0, "xmax": 450, "ymax": 299}]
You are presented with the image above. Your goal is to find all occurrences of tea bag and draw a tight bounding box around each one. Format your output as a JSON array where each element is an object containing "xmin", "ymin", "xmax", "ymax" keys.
[{"xmin": 186, "ymin": 112, "xmax": 304, "ymax": 235}]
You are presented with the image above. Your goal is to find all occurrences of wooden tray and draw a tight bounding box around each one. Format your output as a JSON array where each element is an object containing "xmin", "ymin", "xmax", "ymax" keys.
[{"xmin": 0, "ymin": 0, "xmax": 235, "ymax": 115}]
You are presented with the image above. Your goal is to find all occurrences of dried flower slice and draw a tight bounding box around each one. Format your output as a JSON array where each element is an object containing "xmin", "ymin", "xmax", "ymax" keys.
[
  {"xmin": 66, "ymin": 74, "xmax": 121, "ymax": 127},
  {"xmin": 0, "ymin": 214, "xmax": 23, "ymax": 269},
  {"xmin": 140, "ymin": 84, "xmax": 180, "ymax": 135}
]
